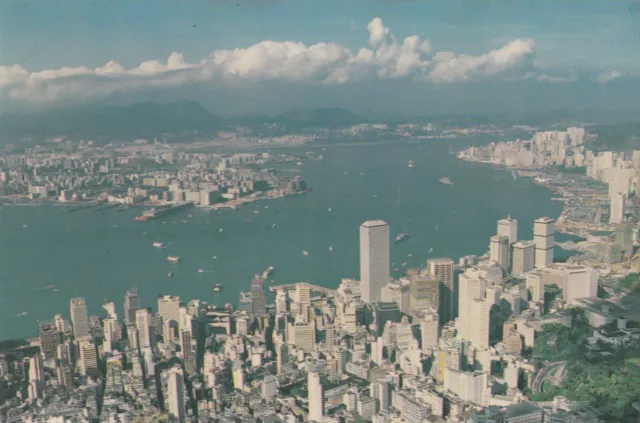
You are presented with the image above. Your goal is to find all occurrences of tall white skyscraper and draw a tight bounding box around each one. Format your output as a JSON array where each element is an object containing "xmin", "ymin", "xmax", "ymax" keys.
[
  {"xmin": 534, "ymin": 217, "xmax": 555, "ymax": 268},
  {"xmin": 497, "ymin": 216, "xmax": 518, "ymax": 244},
  {"xmin": 79, "ymin": 339, "xmax": 98, "ymax": 376},
  {"xmin": 610, "ymin": 192, "xmax": 625, "ymax": 224},
  {"xmin": 28, "ymin": 355, "xmax": 44, "ymax": 401},
  {"xmin": 456, "ymin": 269, "xmax": 486, "ymax": 341},
  {"xmin": 489, "ymin": 235, "xmax": 510, "ymax": 273},
  {"xmin": 158, "ymin": 295, "xmax": 180, "ymax": 324},
  {"xmin": 167, "ymin": 365, "xmax": 186, "ymax": 422},
  {"xmin": 308, "ymin": 370, "xmax": 324, "ymax": 422},
  {"xmin": 512, "ymin": 240, "xmax": 535, "ymax": 276},
  {"xmin": 360, "ymin": 220, "xmax": 390, "ymax": 303},
  {"xmin": 136, "ymin": 309, "xmax": 151, "ymax": 349},
  {"xmin": 70, "ymin": 297, "xmax": 90, "ymax": 339},
  {"xmin": 427, "ymin": 258, "xmax": 455, "ymax": 324},
  {"xmin": 468, "ymin": 298, "xmax": 490, "ymax": 349}
]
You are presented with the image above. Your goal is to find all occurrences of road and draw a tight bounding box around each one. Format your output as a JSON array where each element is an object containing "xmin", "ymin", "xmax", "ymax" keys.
[{"xmin": 532, "ymin": 361, "xmax": 567, "ymax": 394}]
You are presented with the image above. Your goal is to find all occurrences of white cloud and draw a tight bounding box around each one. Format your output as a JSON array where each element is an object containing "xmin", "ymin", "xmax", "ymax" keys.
[
  {"xmin": 0, "ymin": 18, "xmax": 544, "ymax": 104},
  {"xmin": 597, "ymin": 70, "xmax": 621, "ymax": 84},
  {"xmin": 429, "ymin": 39, "xmax": 535, "ymax": 83}
]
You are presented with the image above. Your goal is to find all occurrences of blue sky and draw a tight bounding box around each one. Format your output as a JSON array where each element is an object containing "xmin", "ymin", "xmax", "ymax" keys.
[{"xmin": 1, "ymin": 0, "xmax": 639, "ymax": 117}]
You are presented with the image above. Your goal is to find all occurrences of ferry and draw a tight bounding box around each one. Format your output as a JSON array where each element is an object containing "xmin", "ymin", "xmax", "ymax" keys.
[
  {"xmin": 153, "ymin": 241, "xmax": 164, "ymax": 248},
  {"xmin": 408, "ymin": 160, "xmax": 415, "ymax": 168},
  {"xmin": 167, "ymin": 256, "xmax": 180, "ymax": 263},
  {"xmin": 197, "ymin": 269, "xmax": 204, "ymax": 273},
  {"xmin": 214, "ymin": 284, "xmax": 223, "ymax": 293},
  {"xmin": 394, "ymin": 232, "xmax": 410, "ymax": 243},
  {"xmin": 303, "ymin": 250, "xmax": 309, "ymax": 256},
  {"xmin": 439, "ymin": 177, "xmax": 453, "ymax": 185}
]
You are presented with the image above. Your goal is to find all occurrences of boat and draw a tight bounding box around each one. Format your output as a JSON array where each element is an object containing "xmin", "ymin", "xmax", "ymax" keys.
[
  {"xmin": 511, "ymin": 170, "xmax": 517, "ymax": 180},
  {"xmin": 214, "ymin": 284, "xmax": 223, "ymax": 293},
  {"xmin": 328, "ymin": 207, "xmax": 332, "ymax": 212},
  {"xmin": 271, "ymin": 223, "xmax": 277, "ymax": 228},
  {"xmin": 394, "ymin": 232, "xmax": 410, "ymax": 243},
  {"xmin": 439, "ymin": 177, "xmax": 453, "ymax": 185},
  {"xmin": 167, "ymin": 256, "xmax": 180, "ymax": 263},
  {"xmin": 408, "ymin": 160, "xmax": 415, "ymax": 168},
  {"xmin": 407, "ymin": 253, "xmax": 412, "ymax": 257},
  {"xmin": 197, "ymin": 269, "xmax": 204, "ymax": 273},
  {"xmin": 188, "ymin": 214, "xmax": 193, "ymax": 218},
  {"xmin": 434, "ymin": 226, "xmax": 439, "ymax": 231},
  {"xmin": 219, "ymin": 228, "xmax": 224, "ymax": 232},
  {"xmin": 401, "ymin": 262, "xmax": 408, "ymax": 266},
  {"xmin": 428, "ymin": 248, "xmax": 434, "ymax": 253},
  {"xmin": 303, "ymin": 250, "xmax": 309, "ymax": 256},
  {"xmin": 153, "ymin": 241, "xmax": 164, "ymax": 248},
  {"xmin": 329, "ymin": 246, "xmax": 334, "ymax": 252},
  {"xmin": 254, "ymin": 210, "xmax": 260, "ymax": 215},
  {"xmin": 46, "ymin": 284, "xmax": 55, "ymax": 289},
  {"xmin": 297, "ymin": 162, "xmax": 303, "ymax": 166},
  {"xmin": 168, "ymin": 272, "xmax": 173, "ymax": 278},
  {"xmin": 213, "ymin": 256, "xmax": 218, "ymax": 259}
]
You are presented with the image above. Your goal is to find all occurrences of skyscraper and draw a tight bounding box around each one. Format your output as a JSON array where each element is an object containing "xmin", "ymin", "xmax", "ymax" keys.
[
  {"xmin": 79, "ymin": 339, "xmax": 98, "ymax": 376},
  {"xmin": 261, "ymin": 374, "xmax": 277, "ymax": 400},
  {"xmin": 251, "ymin": 278, "xmax": 267, "ymax": 315},
  {"xmin": 456, "ymin": 269, "xmax": 486, "ymax": 341},
  {"xmin": 28, "ymin": 355, "xmax": 44, "ymax": 401},
  {"xmin": 308, "ymin": 370, "xmax": 324, "ymax": 422},
  {"xmin": 70, "ymin": 297, "xmax": 90, "ymax": 339},
  {"xmin": 360, "ymin": 220, "xmax": 390, "ymax": 303},
  {"xmin": 123, "ymin": 288, "xmax": 140, "ymax": 326},
  {"xmin": 136, "ymin": 309, "xmax": 151, "ymax": 350},
  {"xmin": 497, "ymin": 216, "xmax": 518, "ymax": 244},
  {"xmin": 167, "ymin": 365, "xmax": 186, "ymax": 421},
  {"xmin": 610, "ymin": 192, "xmax": 625, "ymax": 224},
  {"xmin": 158, "ymin": 295, "xmax": 180, "ymax": 324},
  {"xmin": 512, "ymin": 240, "xmax": 535, "ymax": 276},
  {"xmin": 38, "ymin": 323, "xmax": 62, "ymax": 360},
  {"xmin": 534, "ymin": 217, "xmax": 555, "ymax": 268},
  {"xmin": 428, "ymin": 258, "xmax": 455, "ymax": 324},
  {"xmin": 489, "ymin": 235, "xmax": 510, "ymax": 273},
  {"xmin": 409, "ymin": 274, "xmax": 439, "ymax": 310}
]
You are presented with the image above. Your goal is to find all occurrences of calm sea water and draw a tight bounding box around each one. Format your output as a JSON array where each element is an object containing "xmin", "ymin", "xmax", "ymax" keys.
[{"xmin": 0, "ymin": 139, "xmax": 566, "ymax": 339}]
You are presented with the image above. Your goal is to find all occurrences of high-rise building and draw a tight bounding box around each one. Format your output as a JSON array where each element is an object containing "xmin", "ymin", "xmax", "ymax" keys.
[
  {"xmin": 610, "ymin": 192, "xmax": 625, "ymax": 224},
  {"xmin": 615, "ymin": 223, "xmax": 634, "ymax": 253},
  {"xmin": 158, "ymin": 295, "xmax": 180, "ymax": 324},
  {"xmin": 360, "ymin": 220, "xmax": 390, "ymax": 303},
  {"xmin": 497, "ymin": 216, "xmax": 518, "ymax": 244},
  {"xmin": 443, "ymin": 369, "xmax": 486, "ymax": 406},
  {"xmin": 381, "ymin": 280, "xmax": 411, "ymax": 314},
  {"xmin": 57, "ymin": 365, "xmax": 73, "ymax": 390},
  {"xmin": 526, "ymin": 273, "xmax": 544, "ymax": 302},
  {"xmin": 563, "ymin": 266, "xmax": 598, "ymax": 303},
  {"xmin": 308, "ymin": 370, "xmax": 324, "ymax": 422},
  {"xmin": 123, "ymin": 288, "xmax": 140, "ymax": 325},
  {"xmin": 420, "ymin": 310, "xmax": 439, "ymax": 351},
  {"xmin": 28, "ymin": 355, "xmax": 44, "ymax": 401},
  {"xmin": 180, "ymin": 330, "xmax": 193, "ymax": 359},
  {"xmin": 468, "ymin": 298, "xmax": 490, "ymax": 349},
  {"xmin": 428, "ymin": 258, "xmax": 455, "ymax": 324},
  {"xmin": 261, "ymin": 374, "xmax": 278, "ymax": 400},
  {"xmin": 103, "ymin": 318, "xmax": 117, "ymax": 353},
  {"xmin": 534, "ymin": 217, "xmax": 555, "ymax": 268},
  {"xmin": 136, "ymin": 309, "xmax": 151, "ymax": 350},
  {"xmin": 70, "ymin": 297, "xmax": 90, "ymax": 339},
  {"xmin": 251, "ymin": 278, "xmax": 267, "ymax": 315},
  {"xmin": 288, "ymin": 322, "xmax": 316, "ymax": 353},
  {"xmin": 409, "ymin": 274, "xmax": 439, "ymax": 310},
  {"xmin": 457, "ymin": 269, "xmax": 486, "ymax": 341},
  {"xmin": 512, "ymin": 240, "xmax": 535, "ymax": 276},
  {"xmin": 490, "ymin": 235, "xmax": 510, "ymax": 273},
  {"xmin": 373, "ymin": 302, "xmax": 403, "ymax": 336},
  {"xmin": 38, "ymin": 323, "xmax": 62, "ymax": 360},
  {"xmin": 79, "ymin": 339, "xmax": 98, "ymax": 376},
  {"xmin": 167, "ymin": 365, "xmax": 186, "ymax": 421}
]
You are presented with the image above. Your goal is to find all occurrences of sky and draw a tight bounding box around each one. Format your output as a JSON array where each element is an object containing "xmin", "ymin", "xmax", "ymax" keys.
[{"xmin": 1, "ymin": 0, "xmax": 640, "ymax": 117}]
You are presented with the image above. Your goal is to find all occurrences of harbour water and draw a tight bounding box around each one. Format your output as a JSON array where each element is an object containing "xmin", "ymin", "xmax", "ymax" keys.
[{"xmin": 0, "ymin": 138, "xmax": 567, "ymax": 339}]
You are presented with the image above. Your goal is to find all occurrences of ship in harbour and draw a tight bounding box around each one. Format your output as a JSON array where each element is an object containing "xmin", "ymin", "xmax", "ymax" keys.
[
  {"xmin": 394, "ymin": 232, "xmax": 410, "ymax": 243},
  {"xmin": 167, "ymin": 256, "xmax": 180, "ymax": 263},
  {"xmin": 214, "ymin": 284, "xmax": 223, "ymax": 293},
  {"xmin": 408, "ymin": 160, "xmax": 415, "ymax": 168}
]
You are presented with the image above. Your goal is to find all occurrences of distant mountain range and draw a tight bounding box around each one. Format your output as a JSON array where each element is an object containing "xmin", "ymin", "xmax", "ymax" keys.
[{"xmin": 0, "ymin": 101, "xmax": 366, "ymax": 144}]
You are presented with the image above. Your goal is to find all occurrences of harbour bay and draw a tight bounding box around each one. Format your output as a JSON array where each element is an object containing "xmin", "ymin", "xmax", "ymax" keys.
[{"xmin": 0, "ymin": 138, "xmax": 565, "ymax": 340}]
